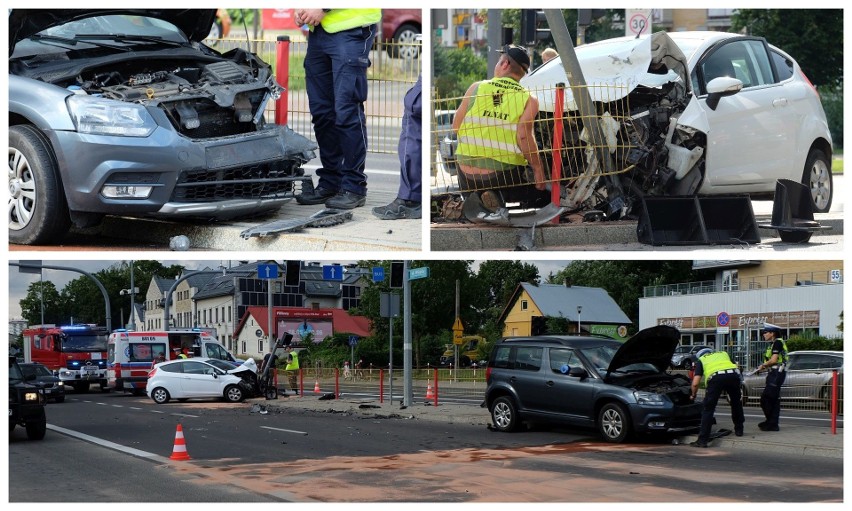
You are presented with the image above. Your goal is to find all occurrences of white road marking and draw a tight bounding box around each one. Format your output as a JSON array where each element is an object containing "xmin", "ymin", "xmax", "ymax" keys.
[
  {"xmin": 260, "ymin": 426, "xmax": 308, "ymax": 435},
  {"xmin": 48, "ymin": 425, "xmax": 169, "ymax": 462}
]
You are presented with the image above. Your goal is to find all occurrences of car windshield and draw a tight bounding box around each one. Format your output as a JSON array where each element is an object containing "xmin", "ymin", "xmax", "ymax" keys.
[
  {"xmin": 674, "ymin": 346, "xmax": 691, "ymax": 354},
  {"xmin": 14, "ymin": 15, "xmax": 187, "ymax": 57},
  {"xmin": 206, "ymin": 359, "xmax": 239, "ymax": 371},
  {"xmin": 22, "ymin": 365, "xmax": 52, "ymax": 378},
  {"xmin": 60, "ymin": 333, "xmax": 108, "ymax": 353},
  {"xmin": 579, "ymin": 345, "xmax": 659, "ymax": 374}
]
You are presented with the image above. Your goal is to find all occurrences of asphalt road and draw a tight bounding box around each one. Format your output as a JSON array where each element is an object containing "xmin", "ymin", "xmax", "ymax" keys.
[{"xmin": 8, "ymin": 392, "xmax": 843, "ymax": 503}]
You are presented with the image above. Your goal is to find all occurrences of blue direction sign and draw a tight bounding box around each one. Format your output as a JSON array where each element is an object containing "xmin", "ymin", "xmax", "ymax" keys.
[
  {"xmin": 323, "ymin": 264, "xmax": 344, "ymax": 281},
  {"xmin": 348, "ymin": 335, "xmax": 359, "ymax": 347},
  {"xmin": 409, "ymin": 267, "xmax": 430, "ymax": 280},
  {"xmin": 257, "ymin": 263, "xmax": 279, "ymax": 279},
  {"xmin": 373, "ymin": 267, "xmax": 385, "ymax": 282}
]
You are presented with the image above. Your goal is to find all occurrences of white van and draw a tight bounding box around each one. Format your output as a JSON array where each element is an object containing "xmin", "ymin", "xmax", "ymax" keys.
[{"xmin": 107, "ymin": 329, "xmax": 238, "ymax": 394}]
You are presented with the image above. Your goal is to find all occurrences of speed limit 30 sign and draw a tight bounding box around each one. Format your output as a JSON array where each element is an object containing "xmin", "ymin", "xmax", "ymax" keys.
[{"xmin": 625, "ymin": 9, "xmax": 652, "ymax": 37}]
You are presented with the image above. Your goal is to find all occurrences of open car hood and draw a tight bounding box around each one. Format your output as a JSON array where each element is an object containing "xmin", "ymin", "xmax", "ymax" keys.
[
  {"xmin": 521, "ymin": 31, "xmax": 690, "ymax": 112},
  {"xmin": 9, "ymin": 9, "xmax": 217, "ymax": 49},
  {"xmin": 606, "ymin": 325, "xmax": 681, "ymax": 375}
]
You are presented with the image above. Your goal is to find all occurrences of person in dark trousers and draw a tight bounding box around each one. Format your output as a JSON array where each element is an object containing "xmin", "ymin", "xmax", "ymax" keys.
[
  {"xmin": 689, "ymin": 348, "xmax": 745, "ymax": 447},
  {"xmin": 372, "ymin": 75, "xmax": 422, "ymax": 219},
  {"xmin": 284, "ymin": 346, "xmax": 300, "ymax": 395},
  {"xmin": 294, "ymin": 8, "xmax": 381, "ymax": 209},
  {"xmin": 755, "ymin": 322, "xmax": 788, "ymax": 431}
]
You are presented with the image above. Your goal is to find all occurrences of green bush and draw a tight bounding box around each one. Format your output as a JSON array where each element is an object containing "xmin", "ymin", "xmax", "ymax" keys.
[
  {"xmin": 433, "ymin": 43, "xmax": 488, "ymax": 104},
  {"xmin": 820, "ymin": 84, "xmax": 843, "ymax": 149},
  {"xmin": 787, "ymin": 334, "xmax": 843, "ymax": 352}
]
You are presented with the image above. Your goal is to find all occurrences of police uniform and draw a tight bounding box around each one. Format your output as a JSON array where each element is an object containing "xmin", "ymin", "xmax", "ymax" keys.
[
  {"xmin": 759, "ymin": 326, "xmax": 788, "ymax": 431},
  {"xmin": 692, "ymin": 350, "xmax": 745, "ymax": 446},
  {"xmin": 298, "ymin": 9, "xmax": 381, "ymax": 207}
]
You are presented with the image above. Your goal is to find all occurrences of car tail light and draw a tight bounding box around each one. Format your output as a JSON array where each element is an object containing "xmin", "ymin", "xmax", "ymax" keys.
[
  {"xmin": 485, "ymin": 366, "xmax": 492, "ymax": 382},
  {"xmin": 799, "ymin": 69, "xmax": 820, "ymax": 98},
  {"xmin": 148, "ymin": 368, "xmax": 157, "ymax": 378}
]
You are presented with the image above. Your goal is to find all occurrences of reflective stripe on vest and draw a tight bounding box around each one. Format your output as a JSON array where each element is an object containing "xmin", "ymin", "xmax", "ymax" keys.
[
  {"xmin": 456, "ymin": 77, "xmax": 530, "ymax": 169},
  {"xmin": 321, "ymin": 9, "xmax": 381, "ymax": 34},
  {"xmin": 699, "ymin": 351, "xmax": 737, "ymax": 378},
  {"xmin": 764, "ymin": 339, "xmax": 789, "ymax": 365}
]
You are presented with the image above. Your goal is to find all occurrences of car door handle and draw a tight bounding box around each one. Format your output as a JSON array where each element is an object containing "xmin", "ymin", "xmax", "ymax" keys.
[
  {"xmin": 772, "ymin": 98, "xmax": 788, "ymax": 107},
  {"xmin": 545, "ymin": 380, "xmax": 554, "ymax": 387}
]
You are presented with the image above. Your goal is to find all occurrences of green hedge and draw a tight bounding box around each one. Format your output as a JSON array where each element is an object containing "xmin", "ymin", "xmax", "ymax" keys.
[
  {"xmin": 820, "ymin": 84, "xmax": 843, "ymax": 149},
  {"xmin": 787, "ymin": 334, "xmax": 843, "ymax": 352}
]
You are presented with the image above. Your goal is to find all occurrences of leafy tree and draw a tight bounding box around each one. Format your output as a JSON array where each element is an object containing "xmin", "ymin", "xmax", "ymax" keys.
[
  {"xmin": 432, "ymin": 42, "xmax": 488, "ymax": 105},
  {"xmin": 731, "ymin": 9, "xmax": 842, "ymax": 87},
  {"xmin": 20, "ymin": 281, "xmax": 63, "ymax": 325},
  {"xmin": 474, "ymin": 260, "xmax": 541, "ymax": 339}
]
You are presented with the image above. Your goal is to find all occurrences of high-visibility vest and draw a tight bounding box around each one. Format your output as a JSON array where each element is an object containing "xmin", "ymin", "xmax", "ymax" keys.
[
  {"xmin": 456, "ymin": 77, "xmax": 530, "ymax": 171},
  {"xmin": 320, "ymin": 9, "xmax": 381, "ymax": 34},
  {"xmin": 285, "ymin": 351, "xmax": 299, "ymax": 371},
  {"xmin": 699, "ymin": 351, "xmax": 737, "ymax": 378},
  {"xmin": 764, "ymin": 339, "xmax": 789, "ymax": 365}
]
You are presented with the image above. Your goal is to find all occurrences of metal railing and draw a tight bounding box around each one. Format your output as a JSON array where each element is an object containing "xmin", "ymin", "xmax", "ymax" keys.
[
  {"xmin": 207, "ymin": 36, "xmax": 421, "ymax": 154},
  {"xmin": 644, "ymin": 271, "xmax": 842, "ymax": 297}
]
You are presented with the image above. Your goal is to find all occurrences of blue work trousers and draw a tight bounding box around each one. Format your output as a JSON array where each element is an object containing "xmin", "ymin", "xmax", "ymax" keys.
[
  {"xmin": 305, "ymin": 24, "xmax": 376, "ymax": 195},
  {"xmin": 697, "ymin": 372, "xmax": 744, "ymax": 444},
  {"xmin": 397, "ymin": 76, "xmax": 422, "ymax": 201}
]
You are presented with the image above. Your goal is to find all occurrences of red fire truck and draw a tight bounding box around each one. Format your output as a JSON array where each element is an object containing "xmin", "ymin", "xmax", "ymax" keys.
[{"xmin": 21, "ymin": 324, "xmax": 110, "ymax": 393}]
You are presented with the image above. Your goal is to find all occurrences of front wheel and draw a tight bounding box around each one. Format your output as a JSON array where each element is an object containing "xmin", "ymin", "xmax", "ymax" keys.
[
  {"xmin": 25, "ymin": 416, "xmax": 47, "ymax": 441},
  {"xmin": 9, "ymin": 125, "xmax": 71, "ymax": 245},
  {"xmin": 225, "ymin": 385, "xmax": 245, "ymax": 403},
  {"xmin": 387, "ymin": 24, "xmax": 420, "ymax": 60},
  {"xmin": 598, "ymin": 402, "xmax": 632, "ymax": 443},
  {"xmin": 151, "ymin": 387, "xmax": 170, "ymax": 404},
  {"xmin": 490, "ymin": 396, "xmax": 519, "ymax": 432},
  {"xmin": 802, "ymin": 148, "xmax": 833, "ymax": 213}
]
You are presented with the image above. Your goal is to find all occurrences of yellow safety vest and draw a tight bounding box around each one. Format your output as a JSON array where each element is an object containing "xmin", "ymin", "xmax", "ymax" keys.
[
  {"xmin": 456, "ymin": 77, "xmax": 530, "ymax": 171},
  {"xmin": 320, "ymin": 9, "xmax": 381, "ymax": 34},
  {"xmin": 285, "ymin": 351, "xmax": 299, "ymax": 371},
  {"xmin": 698, "ymin": 351, "xmax": 737, "ymax": 378},
  {"xmin": 764, "ymin": 339, "xmax": 789, "ymax": 365}
]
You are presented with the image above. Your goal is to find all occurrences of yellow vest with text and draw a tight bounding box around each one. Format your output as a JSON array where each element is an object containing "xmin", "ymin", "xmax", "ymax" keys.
[
  {"xmin": 320, "ymin": 9, "xmax": 381, "ymax": 33},
  {"xmin": 763, "ymin": 339, "xmax": 789, "ymax": 365},
  {"xmin": 456, "ymin": 77, "xmax": 530, "ymax": 170},
  {"xmin": 699, "ymin": 351, "xmax": 737, "ymax": 378}
]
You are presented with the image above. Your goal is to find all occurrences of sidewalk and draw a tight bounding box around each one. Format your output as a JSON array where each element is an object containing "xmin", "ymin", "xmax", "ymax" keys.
[{"xmin": 253, "ymin": 393, "xmax": 843, "ymax": 459}]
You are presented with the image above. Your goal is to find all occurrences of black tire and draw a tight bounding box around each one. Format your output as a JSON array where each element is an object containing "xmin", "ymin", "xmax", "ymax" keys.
[
  {"xmin": 151, "ymin": 387, "xmax": 170, "ymax": 404},
  {"xmin": 264, "ymin": 386, "xmax": 278, "ymax": 400},
  {"xmin": 598, "ymin": 402, "xmax": 632, "ymax": 443},
  {"xmin": 9, "ymin": 125, "xmax": 71, "ymax": 245},
  {"xmin": 387, "ymin": 23, "xmax": 420, "ymax": 60},
  {"xmin": 25, "ymin": 416, "xmax": 47, "ymax": 441},
  {"xmin": 802, "ymin": 148, "xmax": 832, "ymax": 213},
  {"xmin": 224, "ymin": 385, "xmax": 245, "ymax": 403},
  {"xmin": 490, "ymin": 396, "xmax": 519, "ymax": 432}
]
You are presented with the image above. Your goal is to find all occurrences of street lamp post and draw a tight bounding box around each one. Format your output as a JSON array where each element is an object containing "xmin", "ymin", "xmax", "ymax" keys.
[{"xmin": 577, "ymin": 305, "xmax": 583, "ymax": 334}]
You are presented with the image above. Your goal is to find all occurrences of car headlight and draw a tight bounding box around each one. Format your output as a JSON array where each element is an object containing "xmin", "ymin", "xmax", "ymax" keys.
[
  {"xmin": 67, "ymin": 95, "xmax": 157, "ymax": 137},
  {"xmin": 24, "ymin": 392, "xmax": 40, "ymax": 402},
  {"xmin": 634, "ymin": 391, "xmax": 666, "ymax": 406}
]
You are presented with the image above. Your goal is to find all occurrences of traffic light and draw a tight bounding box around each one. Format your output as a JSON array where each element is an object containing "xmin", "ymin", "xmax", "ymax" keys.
[
  {"xmin": 520, "ymin": 10, "xmax": 549, "ymax": 46},
  {"xmin": 285, "ymin": 260, "xmax": 301, "ymax": 287},
  {"xmin": 390, "ymin": 261, "xmax": 404, "ymax": 289}
]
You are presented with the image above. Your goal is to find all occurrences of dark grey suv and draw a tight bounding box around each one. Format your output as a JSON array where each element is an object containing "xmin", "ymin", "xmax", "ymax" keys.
[{"xmin": 484, "ymin": 326, "xmax": 702, "ymax": 443}]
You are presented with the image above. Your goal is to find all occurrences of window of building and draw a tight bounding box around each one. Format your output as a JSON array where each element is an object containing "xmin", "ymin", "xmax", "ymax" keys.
[
  {"xmin": 521, "ymin": 300, "xmax": 528, "ymax": 311},
  {"xmin": 258, "ymin": 340, "xmax": 264, "ymax": 354}
]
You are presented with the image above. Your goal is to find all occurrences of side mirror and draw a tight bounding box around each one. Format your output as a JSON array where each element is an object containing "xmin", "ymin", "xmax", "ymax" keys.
[
  {"xmin": 568, "ymin": 366, "xmax": 588, "ymax": 378},
  {"xmin": 705, "ymin": 76, "xmax": 743, "ymax": 111}
]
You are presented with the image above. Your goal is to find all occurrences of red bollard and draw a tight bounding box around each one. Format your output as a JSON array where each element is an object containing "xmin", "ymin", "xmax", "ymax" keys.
[
  {"xmin": 275, "ymin": 35, "xmax": 290, "ymax": 126},
  {"xmin": 334, "ymin": 368, "xmax": 340, "ymax": 399},
  {"xmin": 550, "ymin": 83, "xmax": 565, "ymax": 224},
  {"xmin": 432, "ymin": 368, "xmax": 439, "ymax": 407},
  {"xmin": 831, "ymin": 370, "xmax": 838, "ymax": 434}
]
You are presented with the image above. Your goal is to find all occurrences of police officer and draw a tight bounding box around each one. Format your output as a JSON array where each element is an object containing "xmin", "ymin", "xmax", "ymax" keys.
[
  {"xmin": 452, "ymin": 45, "xmax": 549, "ymax": 211},
  {"xmin": 689, "ymin": 348, "xmax": 745, "ymax": 447},
  {"xmin": 755, "ymin": 322, "xmax": 788, "ymax": 431},
  {"xmin": 294, "ymin": 8, "xmax": 381, "ymax": 209}
]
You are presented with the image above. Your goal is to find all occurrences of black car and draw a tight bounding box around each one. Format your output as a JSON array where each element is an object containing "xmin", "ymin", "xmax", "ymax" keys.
[
  {"xmin": 9, "ymin": 356, "xmax": 48, "ymax": 440},
  {"xmin": 19, "ymin": 363, "xmax": 66, "ymax": 403},
  {"xmin": 484, "ymin": 326, "xmax": 702, "ymax": 443}
]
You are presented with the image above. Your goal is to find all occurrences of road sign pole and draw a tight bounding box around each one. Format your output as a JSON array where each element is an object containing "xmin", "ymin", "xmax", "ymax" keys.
[{"xmin": 403, "ymin": 260, "xmax": 412, "ymax": 407}]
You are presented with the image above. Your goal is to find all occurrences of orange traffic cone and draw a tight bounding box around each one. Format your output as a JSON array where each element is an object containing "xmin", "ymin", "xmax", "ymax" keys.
[
  {"xmin": 170, "ymin": 423, "xmax": 191, "ymax": 461},
  {"xmin": 425, "ymin": 383, "xmax": 434, "ymax": 400},
  {"xmin": 314, "ymin": 380, "xmax": 321, "ymax": 394}
]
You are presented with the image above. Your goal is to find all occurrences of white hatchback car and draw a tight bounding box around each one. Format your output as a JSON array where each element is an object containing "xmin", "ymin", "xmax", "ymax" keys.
[
  {"xmin": 520, "ymin": 31, "xmax": 833, "ymax": 214},
  {"xmin": 147, "ymin": 357, "xmax": 249, "ymax": 404}
]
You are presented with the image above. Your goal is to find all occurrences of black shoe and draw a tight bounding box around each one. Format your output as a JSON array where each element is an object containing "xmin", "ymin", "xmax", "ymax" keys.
[
  {"xmin": 372, "ymin": 198, "xmax": 422, "ymax": 219},
  {"xmin": 735, "ymin": 428, "xmax": 744, "ymax": 437},
  {"xmin": 296, "ymin": 186, "xmax": 337, "ymax": 205},
  {"xmin": 759, "ymin": 424, "xmax": 779, "ymax": 431},
  {"xmin": 690, "ymin": 440, "xmax": 709, "ymax": 448},
  {"xmin": 757, "ymin": 421, "xmax": 767, "ymax": 429},
  {"xmin": 326, "ymin": 190, "xmax": 366, "ymax": 209}
]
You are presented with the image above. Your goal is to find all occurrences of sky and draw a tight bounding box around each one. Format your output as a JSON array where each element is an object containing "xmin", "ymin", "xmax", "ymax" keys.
[{"xmin": 7, "ymin": 259, "xmax": 571, "ymax": 320}]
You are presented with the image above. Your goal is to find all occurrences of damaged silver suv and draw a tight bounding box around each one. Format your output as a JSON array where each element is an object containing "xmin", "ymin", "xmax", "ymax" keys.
[
  {"xmin": 9, "ymin": 9, "xmax": 317, "ymax": 245},
  {"xmin": 484, "ymin": 325, "xmax": 702, "ymax": 442}
]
